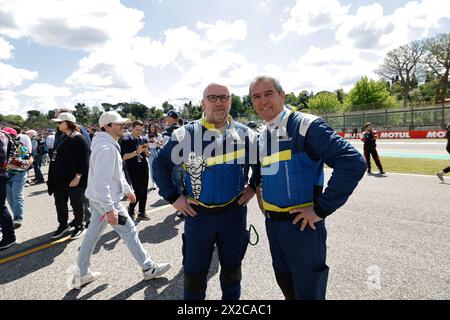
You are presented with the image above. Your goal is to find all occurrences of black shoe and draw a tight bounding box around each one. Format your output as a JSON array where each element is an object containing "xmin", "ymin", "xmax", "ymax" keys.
[
  {"xmin": 136, "ymin": 212, "xmax": 151, "ymax": 221},
  {"xmin": 0, "ymin": 238, "xmax": 16, "ymax": 250},
  {"xmin": 367, "ymin": 170, "xmax": 372, "ymax": 175},
  {"xmin": 380, "ymin": 171, "xmax": 386, "ymax": 175},
  {"xmin": 70, "ymin": 227, "xmax": 85, "ymax": 240},
  {"xmin": 51, "ymin": 225, "xmax": 70, "ymax": 239}
]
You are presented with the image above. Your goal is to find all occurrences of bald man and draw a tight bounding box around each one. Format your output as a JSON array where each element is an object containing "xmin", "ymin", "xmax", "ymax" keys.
[{"xmin": 152, "ymin": 83, "xmax": 260, "ymax": 300}]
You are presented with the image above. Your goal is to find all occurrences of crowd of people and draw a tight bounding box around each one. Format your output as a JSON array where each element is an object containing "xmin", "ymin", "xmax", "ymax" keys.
[
  {"xmin": 0, "ymin": 75, "xmax": 448, "ymax": 300},
  {"xmin": 0, "ymin": 110, "xmax": 177, "ymax": 247}
]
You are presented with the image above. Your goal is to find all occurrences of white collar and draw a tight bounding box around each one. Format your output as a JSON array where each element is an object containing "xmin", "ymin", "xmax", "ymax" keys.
[{"xmin": 266, "ymin": 107, "xmax": 289, "ymax": 130}]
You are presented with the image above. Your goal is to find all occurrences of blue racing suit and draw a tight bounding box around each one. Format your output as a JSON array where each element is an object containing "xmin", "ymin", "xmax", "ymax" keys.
[
  {"xmin": 259, "ymin": 108, "xmax": 366, "ymax": 300},
  {"xmin": 152, "ymin": 115, "xmax": 259, "ymax": 300}
]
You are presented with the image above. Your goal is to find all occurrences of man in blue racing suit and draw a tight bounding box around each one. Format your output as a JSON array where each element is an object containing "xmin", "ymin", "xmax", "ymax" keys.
[
  {"xmin": 250, "ymin": 75, "xmax": 366, "ymax": 300},
  {"xmin": 152, "ymin": 83, "xmax": 260, "ymax": 300}
]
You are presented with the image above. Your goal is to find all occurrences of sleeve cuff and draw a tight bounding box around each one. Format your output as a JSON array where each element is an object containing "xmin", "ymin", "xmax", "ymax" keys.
[
  {"xmin": 166, "ymin": 193, "xmax": 180, "ymax": 204},
  {"xmin": 314, "ymin": 202, "xmax": 331, "ymax": 219}
]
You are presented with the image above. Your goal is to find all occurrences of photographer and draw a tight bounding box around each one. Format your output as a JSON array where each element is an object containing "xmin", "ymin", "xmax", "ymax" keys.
[{"xmin": 120, "ymin": 120, "xmax": 151, "ymax": 221}]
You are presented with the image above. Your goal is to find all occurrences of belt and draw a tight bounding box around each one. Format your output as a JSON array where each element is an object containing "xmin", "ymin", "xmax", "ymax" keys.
[
  {"xmin": 191, "ymin": 198, "xmax": 240, "ymax": 214},
  {"xmin": 264, "ymin": 210, "xmax": 298, "ymax": 222}
]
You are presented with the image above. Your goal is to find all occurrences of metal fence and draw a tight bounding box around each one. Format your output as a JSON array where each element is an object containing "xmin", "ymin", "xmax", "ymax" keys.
[{"xmin": 318, "ymin": 105, "xmax": 450, "ymax": 131}]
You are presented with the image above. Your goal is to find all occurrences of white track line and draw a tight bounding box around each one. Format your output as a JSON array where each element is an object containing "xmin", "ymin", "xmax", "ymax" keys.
[{"xmin": 324, "ymin": 168, "xmax": 440, "ymax": 178}]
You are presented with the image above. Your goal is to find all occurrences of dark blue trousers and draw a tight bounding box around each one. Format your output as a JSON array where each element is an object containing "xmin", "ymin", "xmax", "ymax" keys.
[
  {"xmin": 0, "ymin": 176, "xmax": 15, "ymax": 242},
  {"xmin": 182, "ymin": 204, "xmax": 249, "ymax": 300},
  {"xmin": 265, "ymin": 218, "xmax": 329, "ymax": 300}
]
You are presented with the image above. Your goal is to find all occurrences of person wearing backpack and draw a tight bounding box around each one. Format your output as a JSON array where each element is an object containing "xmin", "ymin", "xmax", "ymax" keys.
[
  {"xmin": 2, "ymin": 128, "xmax": 33, "ymax": 229},
  {"xmin": 0, "ymin": 129, "xmax": 16, "ymax": 250}
]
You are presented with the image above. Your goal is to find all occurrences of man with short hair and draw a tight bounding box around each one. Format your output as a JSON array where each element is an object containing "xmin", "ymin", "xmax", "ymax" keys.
[
  {"xmin": 73, "ymin": 111, "xmax": 170, "ymax": 288},
  {"xmin": 162, "ymin": 110, "xmax": 180, "ymax": 144},
  {"xmin": 250, "ymin": 75, "xmax": 366, "ymax": 300},
  {"xmin": 120, "ymin": 120, "xmax": 151, "ymax": 221},
  {"xmin": 153, "ymin": 83, "xmax": 259, "ymax": 300}
]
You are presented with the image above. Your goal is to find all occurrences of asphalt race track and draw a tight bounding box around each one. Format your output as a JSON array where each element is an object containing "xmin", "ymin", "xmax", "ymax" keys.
[{"xmin": 0, "ymin": 166, "xmax": 448, "ymax": 300}]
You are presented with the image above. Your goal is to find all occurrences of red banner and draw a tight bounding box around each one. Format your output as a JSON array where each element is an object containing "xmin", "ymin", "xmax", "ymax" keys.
[{"xmin": 338, "ymin": 130, "xmax": 447, "ymax": 139}]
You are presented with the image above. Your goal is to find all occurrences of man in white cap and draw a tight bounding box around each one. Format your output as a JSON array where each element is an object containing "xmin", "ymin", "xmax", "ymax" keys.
[{"xmin": 72, "ymin": 111, "xmax": 170, "ymax": 289}]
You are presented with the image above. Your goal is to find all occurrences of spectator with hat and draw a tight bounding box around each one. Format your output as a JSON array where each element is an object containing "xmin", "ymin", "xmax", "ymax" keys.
[
  {"xmin": 72, "ymin": 111, "xmax": 170, "ymax": 289},
  {"xmin": 47, "ymin": 113, "xmax": 90, "ymax": 240}
]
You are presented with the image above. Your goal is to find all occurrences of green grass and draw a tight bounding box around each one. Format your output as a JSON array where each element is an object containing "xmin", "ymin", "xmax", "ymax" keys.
[
  {"xmin": 326, "ymin": 157, "xmax": 449, "ymax": 175},
  {"xmin": 375, "ymin": 157, "xmax": 449, "ymax": 175}
]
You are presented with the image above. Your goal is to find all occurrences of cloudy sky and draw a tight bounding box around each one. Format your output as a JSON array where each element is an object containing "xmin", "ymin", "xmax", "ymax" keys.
[{"xmin": 1, "ymin": 0, "xmax": 450, "ymax": 117}]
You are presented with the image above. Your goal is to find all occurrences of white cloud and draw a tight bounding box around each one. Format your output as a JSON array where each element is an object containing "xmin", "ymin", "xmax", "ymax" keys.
[
  {"xmin": 271, "ymin": 0, "xmax": 351, "ymax": 41},
  {"xmin": 22, "ymin": 83, "xmax": 71, "ymax": 98},
  {"xmin": 0, "ymin": 62, "xmax": 37, "ymax": 89},
  {"xmin": 66, "ymin": 43, "xmax": 146, "ymax": 89},
  {"xmin": 65, "ymin": 20, "xmax": 251, "ymax": 109},
  {"xmin": 0, "ymin": 90, "xmax": 21, "ymax": 115},
  {"xmin": 0, "ymin": 0, "xmax": 144, "ymax": 50},
  {"xmin": 286, "ymin": 45, "xmax": 380, "ymax": 93},
  {"xmin": 0, "ymin": 36, "xmax": 13, "ymax": 59},
  {"xmin": 166, "ymin": 50, "xmax": 258, "ymax": 99},
  {"xmin": 336, "ymin": 0, "xmax": 450, "ymax": 52},
  {"xmin": 20, "ymin": 83, "xmax": 72, "ymax": 113},
  {"xmin": 197, "ymin": 20, "xmax": 247, "ymax": 46}
]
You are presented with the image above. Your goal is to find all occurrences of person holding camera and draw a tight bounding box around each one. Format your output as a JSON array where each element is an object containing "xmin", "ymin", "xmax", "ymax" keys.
[{"xmin": 120, "ymin": 120, "xmax": 151, "ymax": 221}]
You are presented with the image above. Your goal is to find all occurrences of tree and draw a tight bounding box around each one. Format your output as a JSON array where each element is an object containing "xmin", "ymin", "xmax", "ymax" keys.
[
  {"xmin": 230, "ymin": 94, "xmax": 244, "ymax": 118},
  {"xmin": 345, "ymin": 76, "xmax": 397, "ymax": 111},
  {"xmin": 335, "ymin": 88, "xmax": 345, "ymax": 104},
  {"xmin": 297, "ymin": 90, "xmax": 312, "ymax": 109},
  {"xmin": 284, "ymin": 92, "xmax": 298, "ymax": 107},
  {"xmin": 377, "ymin": 40, "xmax": 426, "ymax": 107},
  {"xmin": 25, "ymin": 110, "xmax": 52, "ymax": 129},
  {"xmin": 73, "ymin": 103, "xmax": 90, "ymax": 124},
  {"xmin": 101, "ymin": 103, "xmax": 113, "ymax": 112},
  {"xmin": 89, "ymin": 106, "xmax": 102, "ymax": 125},
  {"xmin": 0, "ymin": 114, "xmax": 25, "ymax": 127},
  {"xmin": 308, "ymin": 92, "xmax": 342, "ymax": 114},
  {"xmin": 162, "ymin": 101, "xmax": 174, "ymax": 114},
  {"xmin": 120, "ymin": 102, "xmax": 149, "ymax": 120},
  {"xmin": 424, "ymin": 33, "xmax": 450, "ymax": 105}
]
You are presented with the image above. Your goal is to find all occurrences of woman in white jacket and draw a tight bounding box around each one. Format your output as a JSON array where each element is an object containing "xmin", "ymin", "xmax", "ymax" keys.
[{"xmin": 72, "ymin": 111, "xmax": 170, "ymax": 289}]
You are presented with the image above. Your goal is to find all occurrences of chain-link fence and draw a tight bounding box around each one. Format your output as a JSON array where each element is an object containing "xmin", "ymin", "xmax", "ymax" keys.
[{"xmin": 318, "ymin": 105, "xmax": 450, "ymax": 131}]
